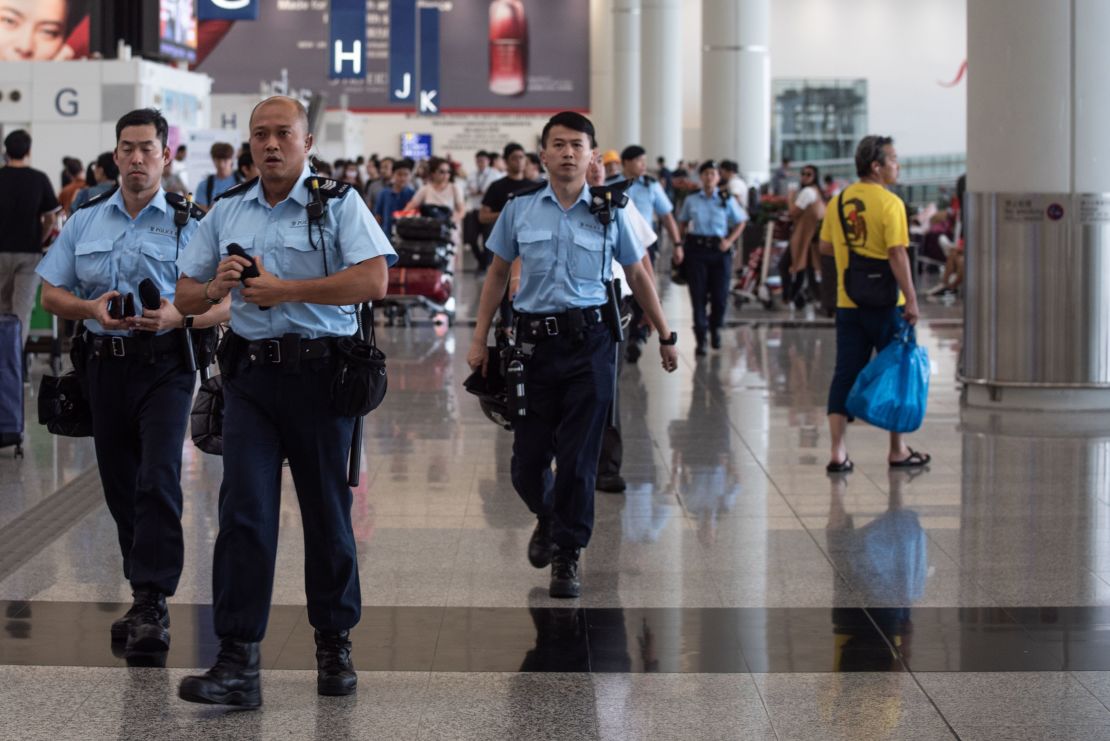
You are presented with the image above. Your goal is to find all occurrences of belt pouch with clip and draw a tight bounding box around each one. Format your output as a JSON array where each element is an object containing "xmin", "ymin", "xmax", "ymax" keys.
[
  {"xmin": 216, "ymin": 331, "xmax": 240, "ymax": 379},
  {"xmin": 330, "ymin": 337, "xmax": 388, "ymax": 418}
]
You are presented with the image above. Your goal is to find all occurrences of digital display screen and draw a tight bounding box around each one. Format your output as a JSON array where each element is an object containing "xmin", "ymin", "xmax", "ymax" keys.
[
  {"xmin": 160, "ymin": 0, "xmax": 197, "ymax": 63},
  {"xmin": 401, "ymin": 133, "xmax": 433, "ymax": 160}
]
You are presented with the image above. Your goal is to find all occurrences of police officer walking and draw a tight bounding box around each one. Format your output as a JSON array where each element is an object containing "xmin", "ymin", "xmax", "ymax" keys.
[
  {"xmin": 174, "ymin": 96, "xmax": 396, "ymax": 707},
  {"xmin": 37, "ymin": 108, "xmax": 224, "ymax": 658},
  {"xmin": 675, "ymin": 161, "xmax": 747, "ymax": 356},
  {"xmin": 467, "ymin": 112, "xmax": 679, "ymax": 599}
]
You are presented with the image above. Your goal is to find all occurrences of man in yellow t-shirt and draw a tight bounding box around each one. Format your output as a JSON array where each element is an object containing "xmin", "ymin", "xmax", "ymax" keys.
[{"xmin": 818, "ymin": 136, "xmax": 929, "ymax": 473}]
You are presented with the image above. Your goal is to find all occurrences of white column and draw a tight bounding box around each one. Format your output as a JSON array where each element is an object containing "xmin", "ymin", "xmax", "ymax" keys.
[
  {"xmin": 589, "ymin": 0, "xmax": 614, "ymax": 143},
  {"xmin": 701, "ymin": 0, "xmax": 770, "ymax": 184},
  {"xmin": 964, "ymin": 0, "xmax": 1110, "ymax": 409},
  {"xmin": 641, "ymin": 0, "xmax": 681, "ymax": 164},
  {"xmin": 611, "ymin": 0, "xmax": 641, "ymax": 148}
]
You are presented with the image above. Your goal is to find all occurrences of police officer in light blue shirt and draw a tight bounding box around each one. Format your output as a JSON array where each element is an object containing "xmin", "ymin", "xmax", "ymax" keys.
[
  {"xmin": 37, "ymin": 108, "xmax": 226, "ymax": 659},
  {"xmin": 675, "ymin": 160, "xmax": 748, "ymax": 355},
  {"xmin": 467, "ymin": 112, "xmax": 679, "ymax": 600},
  {"xmin": 612, "ymin": 145, "xmax": 685, "ymax": 363},
  {"xmin": 175, "ymin": 96, "xmax": 395, "ymax": 708}
]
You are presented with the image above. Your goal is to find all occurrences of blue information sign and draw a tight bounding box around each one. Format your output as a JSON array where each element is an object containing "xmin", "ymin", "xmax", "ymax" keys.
[
  {"xmin": 198, "ymin": 0, "xmax": 259, "ymax": 21},
  {"xmin": 418, "ymin": 7, "xmax": 440, "ymax": 115},
  {"xmin": 389, "ymin": 0, "xmax": 417, "ymax": 103},
  {"xmin": 329, "ymin": 0, "xmax": 366, "ymax": 80},
  {"xmin": 401, "ymin": 133, "xmax": 432, "ymax": 160}
]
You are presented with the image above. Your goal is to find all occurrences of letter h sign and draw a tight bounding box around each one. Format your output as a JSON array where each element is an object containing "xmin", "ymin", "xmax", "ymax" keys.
[{"xmin": 329, "ymin": 0, "xmax": 366, "ymax": 79}]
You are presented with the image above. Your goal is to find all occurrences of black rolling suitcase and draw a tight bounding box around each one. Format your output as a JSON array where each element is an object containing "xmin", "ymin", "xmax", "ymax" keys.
[
  {"xmin": 396, "ymin": 217, "xmax": 452, "ymax": 242},
  {"xmin": 394, "ymin": 239, "xmax": 453, "ymax": 270},
  {"xmin": 0, "ymin": 315, "xmax": 24, "ymax": 457}
]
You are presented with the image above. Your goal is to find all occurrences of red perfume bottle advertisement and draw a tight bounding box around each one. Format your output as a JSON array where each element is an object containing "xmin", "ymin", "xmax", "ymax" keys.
[{"xmin": 489, "ymin": 0, "xmax": 527, "ymax": 96}]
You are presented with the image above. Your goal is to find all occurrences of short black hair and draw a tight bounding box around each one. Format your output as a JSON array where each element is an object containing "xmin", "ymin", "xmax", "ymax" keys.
[
  {"xmin": 3, "ymin": 130, "xmax": 31, "ymax": 160},
  {"xmin": 620, "ymin": 145, "xmax": 646, "ymax": 162},
  {"xmin": 476, "ymin": 150, "xmax": 491, "ymax": 160},
  {"xmin": 64, "ymin": 157, "xmax": 83, "ymax": 177},
  {"xmin": 855, "ymin": 135, "xmax": 894, "ymax": 177},
  {"xmin": 116, "ymin": 108, "xmax": 169, "ymax": 149},
  {"xmin": 540, "ymin": 111, "xmax": 597, "ymax": 148},
  {"xmin": 698, "ymin": 160, "xmax": 719, "ymax": 175},
  {"xmin": 97, "ymin": 151, "xmax": 120, "ymax": 181},
  {"xmin": 238, "ymin": 151, "xmax": 253, "ymax": 173},
  {"xmin": 719, "ymin": 159, "xmax": 738, "ymax": 174},
  {"xmin": 526, "ymin": 153, "xmax": 542, "ymax": 171},
  {"xmin": 503, "ymin": 142, "xmax": 525, "ymax": 159},
  {"xmin": 394, "ymin": 158, "xmax": 415, "ymax": 172}
]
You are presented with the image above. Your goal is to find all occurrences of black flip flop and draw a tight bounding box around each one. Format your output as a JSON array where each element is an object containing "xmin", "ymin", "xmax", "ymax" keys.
[
  {"xmin": 826, "ymin": 458, "xmax": 854, "ymax": 474},
  {"xmin": 890, "ymin": 448, "xmax": 931, "ymax": 468}
]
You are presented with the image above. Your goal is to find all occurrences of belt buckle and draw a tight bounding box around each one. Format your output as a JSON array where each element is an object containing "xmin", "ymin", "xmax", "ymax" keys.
[
  {"xmin": 543, "ymin": 317, "xmax": 559, "ymax": 336},
  {"xmin": 110, "ymin": 336, "xmax": 126, "ymax": 358},
  {"xmin": 265, "ymin": 339, "xmax": 282, "ymax": 364}
]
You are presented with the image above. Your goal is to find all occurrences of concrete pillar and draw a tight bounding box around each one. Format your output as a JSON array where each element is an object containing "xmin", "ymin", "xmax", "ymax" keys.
[
  {"xmin": 701, "ymin": 0, "xmax": 770, "ymax": 184},
  {"xmin": 611, "ymin": 0, "xmax": 641, "ymax": 148},
  {"xmin": 641, "ymin": 0, "xmax": 681, "ymax": 165},
  {"xmin": 964, "ymin": 0, "xmax": 1110, "ymax": 410},
  {"xmin": 589, "ymin": 0, "xmax": 614, "ymax": 143}
]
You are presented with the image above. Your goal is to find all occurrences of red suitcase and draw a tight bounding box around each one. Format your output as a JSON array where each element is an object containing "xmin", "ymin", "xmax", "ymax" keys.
[{"xmin": 388, "ymin": 267, "xmax": 453, "ymax": 304}]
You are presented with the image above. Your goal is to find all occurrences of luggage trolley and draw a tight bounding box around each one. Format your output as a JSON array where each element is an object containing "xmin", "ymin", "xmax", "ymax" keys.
[
  {"xmin": 382, "ymin": 213, "xmax": 457, "ymax": 327},
  {"xmin": 733, "ymin": 219, "xmax": 789, "ymax": 310}
]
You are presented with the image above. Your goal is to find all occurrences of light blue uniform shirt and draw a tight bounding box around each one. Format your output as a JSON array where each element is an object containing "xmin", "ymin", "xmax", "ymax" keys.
[
  {"xmin": 624, "ymin": 176, "xmax": 673, "ymax": 224},
  {"xmin": 37, "ymin": 187, "xmax": 197, "ymax": 336},
  {"xmin": 677, "ymin": 188, "xmax": 748, "ymax": 237},
  {"xmin": 486, "ymin": 182, "xmax": 644, "ymax": 315},
  {"xmin": 177, "ymin": 164, "xmax": 397, "ymax": 340}
]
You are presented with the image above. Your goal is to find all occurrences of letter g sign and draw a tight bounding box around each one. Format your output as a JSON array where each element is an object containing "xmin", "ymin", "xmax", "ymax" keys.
[{"xmin": 55, "ymin": 88, "xmax": 78, "ymax": 117}]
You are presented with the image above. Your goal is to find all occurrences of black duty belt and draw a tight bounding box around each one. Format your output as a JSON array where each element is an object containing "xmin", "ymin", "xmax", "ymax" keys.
[
  {"xmin": 239, "ymin": 335, "xmax": 334, "ymax": 366},
  {"xmin": 515, "ymin": 306, "xmax": 604, "ymax": 341},
  {"xmin": 88, "ymin": 331, "xmax": 182, "ymax": 360},
  {"xmin": 686, "ymin": 235, "xmax": 722, "ymax": 249}
]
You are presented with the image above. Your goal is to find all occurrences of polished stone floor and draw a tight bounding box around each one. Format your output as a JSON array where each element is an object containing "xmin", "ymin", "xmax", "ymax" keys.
[{"xmin": 2, "ymin": 273, "xmax": 1109, "ymax": 739}]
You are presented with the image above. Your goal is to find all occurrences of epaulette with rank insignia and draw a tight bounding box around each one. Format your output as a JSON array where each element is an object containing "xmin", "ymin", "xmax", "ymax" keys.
[
  {"xmin": 212, "ymin": 177, "xmax": 258, "ymax": 203},
  {"xmin": 304, "ymin": 175, "xmax": 352, "ymax": 204},
  {"xmin": 506, "ymin": 181, "xmax": 547, "ymax": 201},
  {"xmin": 642, "ymin": 175, "xmax": 657, "ymax": 185},
  {"xmin": 76, "ymin": 185, "xmax": 119, "ymax": 211},
  {"xmin": 165, "ymin": 191, "xmax": 205, "ymax": 222}
]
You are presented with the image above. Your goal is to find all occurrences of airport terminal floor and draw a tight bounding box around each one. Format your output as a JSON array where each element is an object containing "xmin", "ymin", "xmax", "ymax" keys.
[{"xmin": 4, "ymin": 275, "xmax": 1110, "ymax": 740}]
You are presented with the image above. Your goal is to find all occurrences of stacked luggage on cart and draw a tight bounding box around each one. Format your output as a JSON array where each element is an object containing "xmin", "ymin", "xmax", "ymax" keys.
[{"xmin": 384, "ymin": 206, "xmax": 456, "ymax": 326}]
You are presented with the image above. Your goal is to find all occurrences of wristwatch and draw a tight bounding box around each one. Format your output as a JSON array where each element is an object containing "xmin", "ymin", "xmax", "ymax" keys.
[
  {"xmin": 183, "ymin": 315, "xmax": 195, "ymax": 329},
  {"xmin": 660, "ymin": 331, "xmax": 678, "ymax": 346},
  {"xmin": 203, "ymin": 278, "xmax": 222, "ymax": 305}
]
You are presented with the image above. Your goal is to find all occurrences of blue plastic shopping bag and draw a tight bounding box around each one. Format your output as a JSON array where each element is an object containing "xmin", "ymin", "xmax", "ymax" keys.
[{"xmin": 845, "ymin": 323, "xmax": 930, "ymax": 433}]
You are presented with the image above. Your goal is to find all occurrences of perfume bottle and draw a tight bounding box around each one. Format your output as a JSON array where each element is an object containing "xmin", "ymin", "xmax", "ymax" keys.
[{"xmin": 489, "ymin": 0, "xmax": 526, "ymax": 96}]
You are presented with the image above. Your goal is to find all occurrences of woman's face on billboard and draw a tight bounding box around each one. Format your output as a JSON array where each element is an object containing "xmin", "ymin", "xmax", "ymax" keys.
[{"xmin": 0, "ymin": 0, "xmax": 66, "ymax": 61}]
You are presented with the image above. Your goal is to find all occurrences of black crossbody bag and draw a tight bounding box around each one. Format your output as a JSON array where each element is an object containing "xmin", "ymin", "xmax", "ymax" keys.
[{"xmin": 837, "ymin": 189, "xmax": 899, "ymax": 309}]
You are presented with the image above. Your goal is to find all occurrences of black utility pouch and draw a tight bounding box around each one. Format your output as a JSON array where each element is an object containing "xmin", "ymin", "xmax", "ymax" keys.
[
  {"xmin": 330, "ymin": 334, "xmax": 387, "ymax": 417},
  {"xmin": 38, "ymin": 372, "xmax": 93, "ymax": 437},
  {"xmin": 603, "ymin": 279, "xmax": 625, "ymax": 343},
  {"xmin": 215, "ymin": 331, "xmax": 238, "ymax": 379}
]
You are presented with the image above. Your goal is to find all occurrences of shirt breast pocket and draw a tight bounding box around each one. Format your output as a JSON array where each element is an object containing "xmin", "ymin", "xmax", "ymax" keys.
[
  {"xmin": 569, "ymin": 230, "xmax": 605, "ymax": 280},
  {"xmin": 281, "ymin": 224, "xmax": 338, "ymax": 279},
  {"xmin": 73, "ymin": 238, "xmax": 114, "ymax": 285},
  {"xmin": 518, "ymin": 229, "xmax": 554, "ymax": 274}
]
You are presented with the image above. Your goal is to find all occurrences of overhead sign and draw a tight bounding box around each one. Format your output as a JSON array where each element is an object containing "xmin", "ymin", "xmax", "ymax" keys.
[
  {"xmin": 389, "ymin": 0, "xmax": 417, "ymax": 103},
  {"xmin": 198, "ymin": 0, "xmax": 260, "ymax": 21},
  {"xmin": 329, "ymin": 0, "xmax": 366, "ymax": 80},
  {"xmin": 419, "ymin": 7, "xmax": 440, "ymax": 115}
]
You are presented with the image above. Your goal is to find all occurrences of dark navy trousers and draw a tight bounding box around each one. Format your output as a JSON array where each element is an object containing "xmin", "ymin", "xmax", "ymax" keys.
[
  {"xmin": 683, "ymin": 240, "xmax": 732, "ymax": 345},
  {"xmin": 85, "ymin": 348, "xmax": 193, "ymax": 596},
  {"xmin": 511, "ymin": 323, "xmax": 615, "ymax": 550},
  {"xmin": 213, "ymin": 355, "xmax": 360, "ymax": 642}
]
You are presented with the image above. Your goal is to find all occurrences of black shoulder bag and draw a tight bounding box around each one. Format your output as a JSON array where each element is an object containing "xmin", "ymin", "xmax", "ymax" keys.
[
  {"xmin": 37, "ymin": 326, "xmax": 92, "ymax": 437},
  {"xmin": 837, "ymin": 189, "xmax": 899, "ymax": 309}
]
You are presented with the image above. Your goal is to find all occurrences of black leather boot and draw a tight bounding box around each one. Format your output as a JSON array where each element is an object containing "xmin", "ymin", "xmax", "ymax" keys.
[
  {"xmin": 527, "ymin": 516, "xmax": 554, "ymax": 569},
  {"xmin": 315, "ymin": 630, "xmax": 357, "ymax": 696},
  {"xmin": 178, "ymin": 639, "xmax": 262, "ymax": 708},
  {"xmin": 124, "ymin": 590, "xmax": 171, "ymax": 654},
  {"xmin": 111, "ymin": 590, "xmax": 170, "ymax": 645},
  {"xmin": 549, "ymin": 548, "xmax": 581, "ymax": 598}
]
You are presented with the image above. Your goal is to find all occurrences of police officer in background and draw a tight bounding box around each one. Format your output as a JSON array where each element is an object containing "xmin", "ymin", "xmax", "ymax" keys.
[
  {"xmin": 675, "ymin": 161, "xmax": 747, "ymax": 356},
  {"xmin": 467, "ymin": 112, "xmax": 679, "ymax": 599},
  {"xmin": 37, "ymin": 108, "xmax": 225, "ymax": 658},
  {"xmin": 174, "ymin": 96, "xmax": 396, "ymax": 707},
  {"xmin": 614, "ymin": 144, "xmax": 683, "ymax": 363}
]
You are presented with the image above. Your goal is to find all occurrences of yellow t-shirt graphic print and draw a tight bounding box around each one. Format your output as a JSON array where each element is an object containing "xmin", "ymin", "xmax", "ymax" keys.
[{"xmin": 820, "ymin": 182, "xmax": 909, "ymax": 309}]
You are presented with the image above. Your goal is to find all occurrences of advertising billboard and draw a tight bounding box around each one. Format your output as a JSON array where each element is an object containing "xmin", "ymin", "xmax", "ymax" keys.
[{"xmin": 193, "ymin": 0, "xmax": 590, "ymax": 113}]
